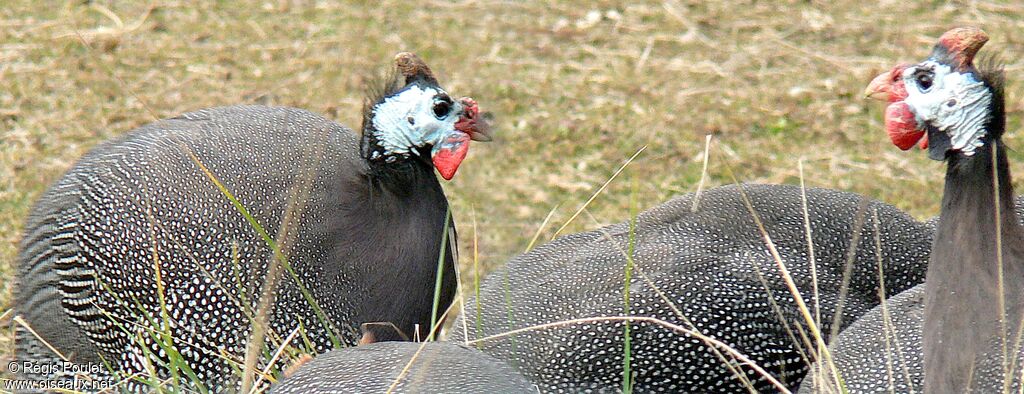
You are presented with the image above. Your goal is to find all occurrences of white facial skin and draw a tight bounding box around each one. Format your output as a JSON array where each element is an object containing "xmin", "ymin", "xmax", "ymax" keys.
[
  {"xmin": 370, "ymin": 85, "xmax": 465, "ymax": 161},
  {"xmin": 902, "ymin": 60, "xmax": 993, "ymax": 156}
]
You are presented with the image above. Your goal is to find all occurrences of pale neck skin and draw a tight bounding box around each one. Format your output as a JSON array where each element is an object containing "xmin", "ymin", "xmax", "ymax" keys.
[
  {"xmin": 902, "ymin": 61, "xmax": 992, "ymax": 157},
  {"xmin": 361, "ymin": 83, "xmax": 464, "ymax": 164}
]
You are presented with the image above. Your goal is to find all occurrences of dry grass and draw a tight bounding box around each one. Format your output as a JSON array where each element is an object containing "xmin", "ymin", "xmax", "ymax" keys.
[{"xmin": 2, "ymin": 0, "xmax": 1024, "ymax": 384}]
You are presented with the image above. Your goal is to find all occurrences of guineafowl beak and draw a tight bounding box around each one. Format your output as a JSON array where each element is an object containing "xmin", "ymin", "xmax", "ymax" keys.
[
  {"xmin": 866, "ymin": 66, "xmax": 927, "ymax": 151},
  {"xmin": 455, "ymin": 97, "xmax": 493, "ymax": 142},
  {"xmin": 865, "ymin": 64, "xmax": 909, "ymax": 102},
  {"xmin": 865, "ymin": 72, "xmax": 893, "ymax": 101},
  {"xmin": 432, "ymin": 130, "xmax": 471, "ymax": 180}
]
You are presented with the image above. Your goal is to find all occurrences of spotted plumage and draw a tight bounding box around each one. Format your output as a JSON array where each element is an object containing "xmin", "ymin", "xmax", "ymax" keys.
[
  {"xmin": 16, "ymin": 54, "xmax": 489, "ymax": 390},
  {"xmin": 462, "ymin": 184, "xmax": 932, "ymax": 392},
  {"xmin": 271, "ymin": 342, "xmax": 537, "ymax": 393}
]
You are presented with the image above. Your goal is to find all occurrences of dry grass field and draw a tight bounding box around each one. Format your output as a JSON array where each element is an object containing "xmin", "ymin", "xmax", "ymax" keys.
[{"xmin": 2, "ymin": 0, "xmax": 1023, "ymax": 389}]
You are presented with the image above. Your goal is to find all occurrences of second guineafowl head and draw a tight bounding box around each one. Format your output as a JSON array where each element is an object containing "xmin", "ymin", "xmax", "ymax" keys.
[{"xmin": 15, "ymin": 52, "xmax": 489, "ymax": 390}]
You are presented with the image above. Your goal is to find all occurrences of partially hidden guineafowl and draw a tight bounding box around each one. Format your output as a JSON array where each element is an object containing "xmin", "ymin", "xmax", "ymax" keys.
[
  {"xmin": 462, "ymin": 184, "xmax": 933, "ymax": 392},
  {"xmin": 800, "ymin": 28, "xmax": 1024, "ymax": 393},
  {"xmin": 15, "ymin": 52, "xmax": 491, "ymax": 390},
  {"xmin": 270, "ymin": 341, "xmax": 537, "ymax": 393}
]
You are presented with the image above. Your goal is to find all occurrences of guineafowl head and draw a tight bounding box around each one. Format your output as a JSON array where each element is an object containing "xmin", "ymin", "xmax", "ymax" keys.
[
  {"xmin": 865, "ymin": 27, "xmax": 1004, "ymax": 161},
  {"xmin": 361, "ymin": 52, "xmax": 492, "ymax": 180}
]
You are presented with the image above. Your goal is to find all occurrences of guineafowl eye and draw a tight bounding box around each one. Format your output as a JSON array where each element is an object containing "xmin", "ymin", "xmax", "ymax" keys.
[
  {"xmin": 432, "ymin": 97, "xmax": 452, "ymax": 118},
  {"xmin": 915, "ymin": 70, "xmax": 934, "ymax": 91}
]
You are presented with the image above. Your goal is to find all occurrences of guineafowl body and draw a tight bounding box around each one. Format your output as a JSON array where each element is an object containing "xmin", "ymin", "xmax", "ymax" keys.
[
  {"xmin": 797, "ymin": 285, "xmax": 926, "ymax": 393},
  {"xmin": 16, "ymin": 106, "xmax": 456, "ymax": 388},
  {"xmin": 462, "ymin": 184, "xmax": 933, "ymax": 392},
  {"xmin": 15, "ymin": 54, "xmax": 490, "ymax": 389},
  {"xmin": 271, "ymin": 342, "xmax": 537, "ymax": 393}
]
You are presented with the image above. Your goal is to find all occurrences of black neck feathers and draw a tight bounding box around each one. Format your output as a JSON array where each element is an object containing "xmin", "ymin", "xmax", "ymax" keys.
[{"xmin": 924, "ymin": 65, "xmax": 1024, "ymax": 391}]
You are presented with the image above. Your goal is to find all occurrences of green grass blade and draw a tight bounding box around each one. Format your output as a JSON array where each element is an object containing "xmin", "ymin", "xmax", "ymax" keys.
[
  {"xmin": 428, "ymin": 207, "xmax": 453, "ymax": 341},
  {"xmin": 183, "ymin": 146, "xmax": 341, "ymax": 347}
]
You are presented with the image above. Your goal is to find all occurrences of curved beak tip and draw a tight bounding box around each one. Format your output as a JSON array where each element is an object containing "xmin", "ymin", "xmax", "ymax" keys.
[
  {"xmin": 865, "ymin": 72, "xmax": 892, "ymax": 101},
  {"xmin": 455, "ymin": 97, "xmax": 494, "ymax": 142},
  {"xmin": 470, "ymin": 128, "xmax": 494, "ymax": 142},
  {"xmin": 865, "ymin": 88, "xmax": 889, "ymax": 101}
]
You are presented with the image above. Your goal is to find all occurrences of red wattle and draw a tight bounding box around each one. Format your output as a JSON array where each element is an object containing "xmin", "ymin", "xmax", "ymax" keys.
[
  {"xmin": 884, "ymin": 101, "xmax": 925, "ymax": 151},
  {"xmin": 432, "ymin": 133, "xmax": 471, "ymax": 180}
]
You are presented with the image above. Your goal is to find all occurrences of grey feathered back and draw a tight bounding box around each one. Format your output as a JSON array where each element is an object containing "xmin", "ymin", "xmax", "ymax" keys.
[
  {"xmin": 16, "ymin": 105, "xmax": 456, "ymax": 389},
  {"xmin": 271, "ymin": 342, "xmax": 537, "ymax": 393},
  {"xmin": 461, "ymin": 184, "xmax": 932, "ymax": 392}
]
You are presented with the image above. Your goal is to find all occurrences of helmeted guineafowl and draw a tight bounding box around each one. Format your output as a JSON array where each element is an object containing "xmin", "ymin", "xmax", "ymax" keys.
[
  {"xmin": 15, "ymin": 52, "xmax": 491, "ymax": 390},
  {"xmin": 270, "ymin": 341, "xmax": 537, "ymax": 393},
  {"xmin": 799, "ymin": 28, "xmax": 1024, "ymax": 393},
  {"xmin": 461, "ymin": 184, "xmax": 932, "ymax": 392}
]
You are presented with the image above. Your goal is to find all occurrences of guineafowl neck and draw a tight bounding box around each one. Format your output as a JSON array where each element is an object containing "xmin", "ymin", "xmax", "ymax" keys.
[
  {"xmin": 359, "ymin": 124, "xmax": 428, "ymax": 171},
  {"xmin": 925, "ymin": 139, "xmax": 1024, "ymax": 392},
  {"xmin": 319, "ymin": 164, "xmax": 456, "ymax": 342}
]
